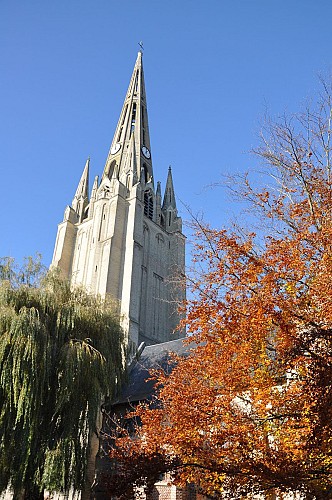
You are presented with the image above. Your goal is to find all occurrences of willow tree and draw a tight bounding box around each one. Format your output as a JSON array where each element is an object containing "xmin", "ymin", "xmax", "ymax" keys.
[{"xmin": 0, "ymin": 259, "xmax": 126, "ymax": 499}]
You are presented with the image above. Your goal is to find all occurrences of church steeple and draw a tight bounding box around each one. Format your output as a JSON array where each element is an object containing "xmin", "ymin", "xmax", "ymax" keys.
[
  {"xmin": 52, "ymin": 52, "xmax": 185, "ymax": 348},
  {"xmin": 72, "ymin": 157, "xmax": 89, "ymax": 222},
  {"xmin": 102, "ymin": 51, "xmax": 153, "ymax": 187}
]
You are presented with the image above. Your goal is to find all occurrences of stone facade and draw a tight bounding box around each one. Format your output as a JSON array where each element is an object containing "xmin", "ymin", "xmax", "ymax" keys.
[{"xmin": 52, "ymin": 52, "xmax": 185, "ymax": 347}]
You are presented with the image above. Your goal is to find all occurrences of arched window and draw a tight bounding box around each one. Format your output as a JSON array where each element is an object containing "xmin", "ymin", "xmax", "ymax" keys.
[
  {"xmin": 117, "ymin": 104, "xmax": 128, "ymax": 142},
  {"xmin": 131, "ymin": 103, "xmax": 137, "ymax": 133},
  {"xmin": 143, "ymin": 163, "xmax": 148, "ymax": 184},
  {"xmin": 144, "ymin": 190, "xmax": 153, "ymax": 220},
  {"xmin": 109, "ymin": 160, "xmax": 117, "ymax": 178}
]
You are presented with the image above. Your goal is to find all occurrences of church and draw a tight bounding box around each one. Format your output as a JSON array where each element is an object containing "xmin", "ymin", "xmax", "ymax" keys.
[
  {"xmin": 51, "ymin": 51, "xmax": 185, "ymax": 350},
  {"xmin": 51, "ymin": 52, "xmax": 188, "ymax": 499}
]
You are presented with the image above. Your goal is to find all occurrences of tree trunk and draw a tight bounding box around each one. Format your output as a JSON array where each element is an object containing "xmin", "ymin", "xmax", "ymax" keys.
[{"xmin": 81, "ymin": 408, "xmax": 103, "ymax": 500}]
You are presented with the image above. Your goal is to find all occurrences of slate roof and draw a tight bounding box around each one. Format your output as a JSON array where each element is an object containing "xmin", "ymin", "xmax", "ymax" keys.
[{"xmin": 113, "ymin": 338, "xmax": 191, "ymax": 405}]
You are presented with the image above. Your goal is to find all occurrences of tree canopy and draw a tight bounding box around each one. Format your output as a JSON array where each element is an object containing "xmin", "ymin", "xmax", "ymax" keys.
[
  {"xmin": 0, "ymin": 259, "xmax": 126, "ymax": 499},
  {"xmin": 108, "ymin": 82, "xmax": 332, "ymax": 499}
]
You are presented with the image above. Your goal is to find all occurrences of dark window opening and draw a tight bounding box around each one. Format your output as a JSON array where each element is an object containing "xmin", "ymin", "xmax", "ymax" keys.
[
  {"xmin": 109, "ymin": 160, "xmax": 116, "ymax": 178},
  {"xmin": 121, "ymin": 105, "xmax": 128, "ymax": 127},
  {"xmin": 143, "ymin": 163, "xmax": 148, "ymax": 183},
  {"xmin": 117, "ymin": 105, "xmax": 128, "ymax": 142},
  {"xmin": 134, "ymin": 71, "xmax": 139, "ymax": 94},
  {"xmin": 131, "ymin": 103, "xmax": 137, "ymax": 123},
  {"xmin": 144, "ymin": 190, "xmax": 153, "ymax": 220},
  {"xmin": 117, "ymin": 127, "xmax": 123, "ymax": 142},
  {"xmin": 141, "ymin": 105, "xmax": 145, "ymax": 127}
]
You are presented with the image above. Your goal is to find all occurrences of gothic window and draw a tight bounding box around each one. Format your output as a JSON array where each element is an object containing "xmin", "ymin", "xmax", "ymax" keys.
[
  {"xmin": 153, "ymin": 272, "xmax": 164, "ymax": 340},
  {"xmin": 131, "ymin": 103, "xmax": 137, "ymax": 133},
  {"xmin": 143, "ymin": 163, "xmax": 149, "ymax": 183},
  {"xmin": 144, "ymin": 190, "xmax": 153, "ymax": 220},
  {"xmin": 134, "ymin": 70, "xmax": 139, "ymax": 94},
  {"xmin": 141, "ymin": 105, "xmax": 146, "ymax": 144},
  {"xmin": 117, "ymin": 105, "xmax": 128, "ymax": 141},
  {"xmin": 109, "ymin": 160, "xmax": 116, "ymax": 178},
  {"xmin": 141, "ymin": 105, "xmax": 145, "ymax": 127},
  {"xmin": 99, "ymin": 203, "xmax": 107, "ymax": 241},
  {"xmin": 142, "ymin": 224, "xmax": 150, "ymax": 268},
  {"xmin": 139, "ymin": 265, "xmax": 148, "ymax": 336}
]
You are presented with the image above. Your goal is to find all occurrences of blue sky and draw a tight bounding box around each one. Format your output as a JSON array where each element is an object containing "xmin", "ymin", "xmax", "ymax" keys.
[{"xmin": 1, "ymin": 0, "xmax": 332, "ymax": 267}]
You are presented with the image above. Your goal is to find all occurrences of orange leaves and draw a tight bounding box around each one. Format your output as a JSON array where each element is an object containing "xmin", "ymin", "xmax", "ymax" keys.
[
  {"xmin": 109, "ymin": 88, "xmax": 332, "ymax": 498},
  {"xmin": 110, "ymin": 211, "xmax": 332, "ymax": 495}
]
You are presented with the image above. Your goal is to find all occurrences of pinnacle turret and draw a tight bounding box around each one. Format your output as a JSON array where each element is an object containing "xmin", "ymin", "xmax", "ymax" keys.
[
  {"xmin": 162, "ymin": 167, "xmax": 181, "ymax": 232},
  {"xmin": 88, "ymin": 174, "xmax": 99, "ymax": 217},
  {"xmin": 72, "ymin": 157, "xmax": 89, "ymax": 222},
  {"xmin": 156, "ymin": 181, "xmax": 162, "ymax": 199},
  {"xmin": 162, "ymin": 166, "xmax": 176, "ymax": 210},
  {"xmin": 90, "ymin": 175, "xmax": 99, "ymax": 201}
]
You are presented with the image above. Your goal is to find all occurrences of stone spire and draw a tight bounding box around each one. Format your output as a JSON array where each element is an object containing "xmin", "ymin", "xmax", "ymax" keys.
[
  {"xmin": 156, "ymin": 180, "xmax": 162, "ymax": 225},
  {"xmin": 72, "ymin": 157, "xmax": 89, "ymax": 222},
  {"xmin": 102, "ymin": 51, "xmax": 153, "ymax": 187},
  {"xmin": 88, "ymin": 174, "xmax": 99, "ymax": 217},
  {"xmin": 162, "ymin": 166, "xmax": 181, "ymax": 232},
  {"xmin": 162, "ymin": 166, "xmax": 177, "ymax": 210}
]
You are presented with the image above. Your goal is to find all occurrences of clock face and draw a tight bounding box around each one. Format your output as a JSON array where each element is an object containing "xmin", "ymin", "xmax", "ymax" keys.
[
  {"xmin": 110, "ymin": 143, "xmax": 121, "ymax": 155},
  {"xmin": 141, "ymin": 146, "xmax": 151, "ymax": 159}
]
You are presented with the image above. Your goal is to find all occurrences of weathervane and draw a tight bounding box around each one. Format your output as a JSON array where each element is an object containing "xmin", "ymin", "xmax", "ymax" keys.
[{"xmin": 138, "ymin": 41, "xmax": 144, "ymax": 52}]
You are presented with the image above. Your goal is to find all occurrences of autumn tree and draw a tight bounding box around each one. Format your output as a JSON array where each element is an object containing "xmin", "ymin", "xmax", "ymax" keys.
[
  {"xmin": 0, "ymin": 258, "xmax": 126, "ymax": 499},
  {"xmin": 108, "ymin": 81, "xmax": 332, "ymax": 499}
]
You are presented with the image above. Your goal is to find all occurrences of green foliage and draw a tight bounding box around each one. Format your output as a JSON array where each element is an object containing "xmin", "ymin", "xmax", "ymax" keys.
[
  {"xmin": 0, "ymin": 253, "xmax": 45, "ymax": 288},
  {"xmin": 0, "ymin": 258, "xmax": 126, "ymax": 496}
]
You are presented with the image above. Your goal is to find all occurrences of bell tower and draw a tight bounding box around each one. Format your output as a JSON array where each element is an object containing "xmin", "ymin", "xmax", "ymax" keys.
[{"xmin": 51, "ymin": 52, "xmax": 185, "ymax": 347}]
